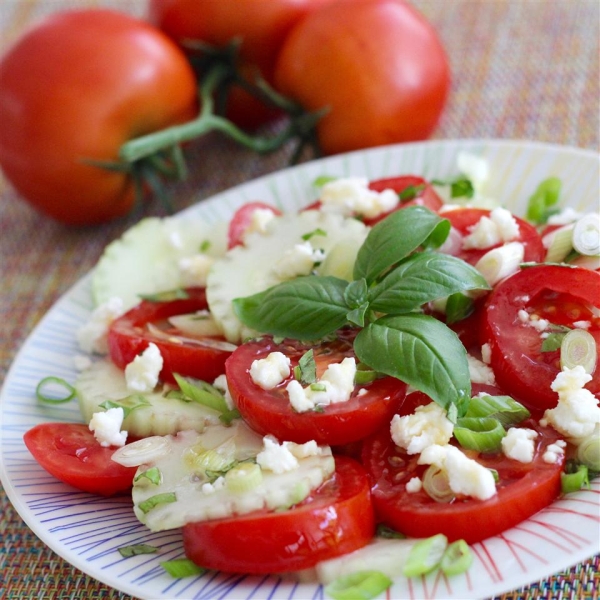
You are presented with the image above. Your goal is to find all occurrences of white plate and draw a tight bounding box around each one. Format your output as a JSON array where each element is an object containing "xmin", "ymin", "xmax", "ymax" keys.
[{"xmin": 1, "ymin": 139, "xmax": 599, "ymax": 600}]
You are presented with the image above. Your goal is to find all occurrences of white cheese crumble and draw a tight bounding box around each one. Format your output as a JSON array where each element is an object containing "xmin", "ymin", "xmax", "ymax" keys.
[
  {"xmin": 249, "ymin": 352, "xmax": 291, "ymax": 390},
  {"xmin": 76, "ymin": 296, "xmax": 124, "ymax": 355},
  {"xmin": 212, "ymin": 374, "xmax": 235, "ymax": 410},
  {"xmin": 573, "ymin": 320, "xmax": 592, "ymax": 330},
  {"xmin": 501, "ymin": 427, "xmax": 538, "ymax": 463},
  {"xmin": 418, "ymin": 444, "xmax": 497, "ymax": 501},
  {"xmin": 390, "ymin": 402, "xmax": 454, "ymax": 455},
  {"xmin": 467, "ymin": 354, "xmax": 496, "ymax": 385},
  {"xmin": 406, "ymin": 477, "xmax": 422, "ymax": 493},
  {"xmin": 178, "ymin": 254, "xmax": 214, "ymax": 287},
  {"xmin": 89, "ymin": 407, "xmax": 127, "ymax": 448},
  {"xmin": 201, "ymin": 476, "xmax": 225, "ymax": 495},
  {"xmin": 272, "ymin": 241, "xmax": 325, "ymax": 280},
  {"xmin": 256, "ymin": 436, "xmax": 299, "ymax": 474},
  {"xmin": 320, "ymin": 177, "xmax": 399, "ymax": 219},
  {"xmin": 543, "ymin": 440, "xmax": 567, "ymax": 464},
  {"xmin": 547, "ymin": 207, "xmax": 582, "ymax": 226},
  {"xmin": 462, "ymin": 207, "xmax": 520, "ymax": 250},
  {"xmin": 286, "ymin": 357, "xmax": 357, "ymax": 413},
  {"xmin": 481, "ymin": 343, "xmax": 492, "ymax": 365},
  {"xmin": 244, "ymin": 208, "xmax": 277, "ymax": 239},
  {"xmin": 541, "ymin": 366, "xmax": 600, "ymax": 439},
  {"xmin": 124, "ymin": 343, "xmax": 164, "ymax": 393},
  {"xmin": 517, "ymin": 310, "xmax": 550, "ymax": 332}
]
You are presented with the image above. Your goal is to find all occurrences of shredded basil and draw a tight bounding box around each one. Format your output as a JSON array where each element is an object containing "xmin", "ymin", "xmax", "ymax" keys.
[
  {"xmin": 161, "ymin": 558, "xmax": 206, "ymax": 578},
  {"xmin": 118, "ymin": 544, "xmax": 159, "ymax": 558}
]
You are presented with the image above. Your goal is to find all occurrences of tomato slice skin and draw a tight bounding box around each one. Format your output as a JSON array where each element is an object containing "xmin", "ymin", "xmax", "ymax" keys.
[
  {"xmin": 225, "ymin": 334, "xmax": 407, "ymax": 445},
  {"xmin": 362, "ymin": 414, "xmax": 564, "ymax": 544},
  {"xmin": 365, "ymin": 175, "xmax": 443, "ymax": 225},
  {"xmin": 227, "ymin": 201, "xmax": 282, "ymax": 248},
  {"xmin": 482, "ymin": 265, "xmax": 600, "ymax": 409},
  {"xmin": 23, "ymin": 423, "xmax": 136, "ymax": 496},
  {"xmin": 107, "ymin": 287, "xmax": 232, "ymax": 384},
  {"xmin": 182, "ymin": 456, "xmax": 374, "ymax": 573},
  {"xmin": 443, "ymin": 207, "xmax": 545, "ymax": 265}
]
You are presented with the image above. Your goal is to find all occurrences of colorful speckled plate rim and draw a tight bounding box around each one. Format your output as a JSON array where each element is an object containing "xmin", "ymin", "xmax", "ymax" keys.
[{"xmin": 1, "ymin": 139, "xmax": 599, "ymax": 600}]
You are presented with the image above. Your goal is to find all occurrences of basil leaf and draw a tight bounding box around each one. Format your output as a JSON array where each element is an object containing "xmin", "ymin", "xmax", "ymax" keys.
[
  {"xmin": 233, "ymin": 276, "xmax": 349, "ymax": 340},
  {"xmin": 445, "ymin": 293, "xmax": 475, "ymax": 324},
  {"xmin": 368, "ymin": 253, "xmax": 490, "ymax": 314},
  {"xmin": 354, "ymin": 314, "xmax": 470, "ymax": 416},
  {"xmin": 354, "ymin": 206, "xmax": 450, "ymax": 284},
  {"xmin": 294, "ymin": 349, "xmax": 317, "ymax": 385},
  {"xmin": 344, "ymin": 278, "xmax": 368, "ymax": 308},
  {"xmin": 526, "ymin": 177, "xmax": 562, "ymax": 224}
]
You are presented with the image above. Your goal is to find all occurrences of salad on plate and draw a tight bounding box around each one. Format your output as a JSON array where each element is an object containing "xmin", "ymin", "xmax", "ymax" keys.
[{"xmin": 5, "ymin": 142, "xmax": 600, "ymax": 599}]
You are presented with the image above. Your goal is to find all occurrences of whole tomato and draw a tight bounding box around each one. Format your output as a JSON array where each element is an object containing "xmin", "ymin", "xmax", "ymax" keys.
[
  {"xmin": 148, "ymin": 0, "xmax": 334, "ymax": 129},
  {"xmin": 274, "ymin": 0, "xmax": 451, "ymax": 155},
  {"xmin": 0, "ymin": 9, "xmax": 198, "ymax": 225}
]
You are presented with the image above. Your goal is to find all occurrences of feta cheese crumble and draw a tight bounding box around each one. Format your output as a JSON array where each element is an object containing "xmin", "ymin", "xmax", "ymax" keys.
[
  {"xmin": 244, "ymin": 208, "xmax": 277, "ymax": 239},
  {"xmin": 541, "ymin": 366, "xmax": 600, "ymax": 439},
  {"xmin": 406, "ymin": 477, "xmax": 422, "ymax": 493},
  {"xmin": 89, "ymin": 407, "xmax": 127, "ymax": 447},
  {"xmin": 256, "ymin": 436, "xmax": 299, "ymax": 474},
  {"xmin": 178, "ymin": 254, "xmax": 214, "ymax": 287},
  {"xmin": 543, "ymin": 440, "xmax": 567, "ymax": 464},
  {"xmin": 390, "ymin": 402, "xmax": 454, "ymax": 455},
  {"xmin": 250, "ymin": 352, "xmax": 291, "ymax": 390},
  {"xmin": 272, "ymin": 241, "xmax": 325, "ymax": 280},
  {"xmin": 125, "ymin": 343, "xmax": 164, "ymax": 393},
  {"xmin": 320, "ymin": 177, "xmax": 399, "ymax": 219},
  {"xmin": 286, "ymin": 357, "xmax": 357, "ymax": 413},
  {"xmin": 76, "ymin": 296, "xmax": 124, "ymax": 354},
  {"xmin": 501, "ymin": 427, "xmax": 538, "ymax": 463},
  {"xmin": 418, "ymin": 444, "xmax": 497, "ymax": 501},
  {"xmin": 463, "ymin": 207, "xmax": 520, "ymax": 250},
  {"xmin": 467, "ymin": 354, "xmax": 496, "ymax": 385}
]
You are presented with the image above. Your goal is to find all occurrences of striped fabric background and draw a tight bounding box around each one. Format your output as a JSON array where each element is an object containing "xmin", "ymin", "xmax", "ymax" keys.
[{"xmin": 1, "ymin": 1, "xmax": 599, "ymax": 599}]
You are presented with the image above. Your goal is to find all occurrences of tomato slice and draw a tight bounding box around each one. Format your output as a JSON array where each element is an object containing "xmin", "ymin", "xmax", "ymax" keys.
[
  {"xmin": 23, "ymin": 423, "xmax": 136, "ymax": 496},
  {"xmin": 365, "ymin": 175, "xmax": 443, "ymax": 225},
  {"xmin": 182, "ymin": 456, "xmax": 374, "ymax": 573},
  {"xmin": 443, "ymin": 207, "xmax": 545, "ymax": 265},
  {"xmin": 482, "ymin": 265, "xmax": 600, "ymax": 409},
  {"xmin": 107, "ymin": 287, "xmax": 232, "ymax": 384},
  {"xmin": 227, "ymin": 201, "xmax": 282, "ymax": 248},
  {"xmin": 362, "ymin": 411, "xmax": 564, "ymax": 544},
  {"xmin": 225, "ymin": 333, "xmax": 407, "ymax": 445}
]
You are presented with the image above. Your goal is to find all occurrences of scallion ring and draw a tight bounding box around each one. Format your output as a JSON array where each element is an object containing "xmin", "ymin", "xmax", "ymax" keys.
[
  {"xmin": 577, "ymin": 433, "xmax": 600, "ymax": 472},
  {"xmin": 560, "ymin": 329, "xmax": 597, "ymax": 374},
  {"xmin": 422, "ymin": 465, "xmax": 454, "ymax": 503},
  {"xmin": 403, "ymin": 533, "xmax": 448, "ymax": 577},
  {"xmin": 325, "ymin": 571, "xmax": 393, "ymax": 600},
  {"xmin": 161, "ymin": 558, "xmax": 206, "ymax": 578},
  {"xmin": 35, "ymin": 376, "xmax": 76, "ymax": 404},
  {"xmin": 572, "ymin": 213, "xmax": 600, "ymax": 256},
  {"xmin": 440, "ymin": 539, "xmax": 473, "ymax": 576},
  {"xmin": 561, "ymin": 464, "xmax": 590, "ymax": 494},
  {"xmin": 453, "ymin": 417, "xmax": 506, "ymax": 453}
]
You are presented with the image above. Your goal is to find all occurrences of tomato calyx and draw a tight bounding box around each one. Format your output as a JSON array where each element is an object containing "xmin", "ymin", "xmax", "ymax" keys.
[{"xmin": 113, "ymin": 43, "xmax": 324, "ymax": 214}]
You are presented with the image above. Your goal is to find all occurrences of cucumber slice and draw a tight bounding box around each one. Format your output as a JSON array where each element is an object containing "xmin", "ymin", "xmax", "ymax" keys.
[
  {"xmin": 92, "ymin": 216, "xmax": 228, "ymax": 310},
  {"xmin": 76, "ymin": 359, "xmax": 223, "ymax": 437},
  {"xmin": 206, "ymin": 211, "xmax": 368, "ymax": 343},
  {"xmin": 116, "ymin": 423, "xmax": 335, "ymax": 532}
]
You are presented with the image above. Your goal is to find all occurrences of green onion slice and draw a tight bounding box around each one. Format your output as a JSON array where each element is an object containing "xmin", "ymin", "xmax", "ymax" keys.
[
  {"xmin": 422, "ymin": 465, "xmax": 454, "ymax": 503},
  {"xmin": 99, "ymin": 394, "xmax": 151, "ymax": 419},
  {"xmin": 561, "ymin": 464, "xmax": 591, "ymax": 493},
  {"xmin": 35, "ymin": 376, "xmax": 76, "ymax": 404},
  {"xmin": 118, "ymin": 544, "xmax": 159, "ymax": 558},
  {"xmin": 134, "ymin": 467, "xmax": 162, "ymax": 486},
  {"xmin": 161, "ymin": 558, "xmax": 206, "ymax": 578},
  {"xmin": 403, "ymin": 534, "xmax": 448, "ymax": 577},
  {"xmin": 325, "ymin": 570, "xmax": 392, "ymax": 600},
  {"xmin": 560, "ymin": 329, "xmax": 597, "ymax": 374},
  {"xmin": 572, "ymin": 214, "xmax": 600, "ymax": 256},
  {"xmin": 465, "ymin": 394, "xmax": 530, "ymax": 427},
  {"xmin": 224, "ymin": 462, "xmax": 263, "ymax": 493},
  {"xmin": 454, "ymin": 417, "xmax": 506, "ymax": 453},
  {"xmin": 544, "ymin": 225, "xmax": 574, "ymax": 263},
  {"xmin": 577, "ymin": 434, "xmax": 600, "ymax": 472},
  {"xmin": 440, "ymin": 539, "xmax": 473, "ymax": 576}
]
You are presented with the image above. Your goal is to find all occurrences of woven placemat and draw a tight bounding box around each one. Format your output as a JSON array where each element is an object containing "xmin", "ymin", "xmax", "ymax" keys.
[{"xmin": 1, "ymin": 1, "xmax": 598, "ymax": 599}]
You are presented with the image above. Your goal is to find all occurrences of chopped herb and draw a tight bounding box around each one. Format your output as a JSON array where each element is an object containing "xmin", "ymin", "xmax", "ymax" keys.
[
  {"xmin": 161, "ymin": 558, "xmax": 206, "ymax": 578},
  {"xmin": 199, "ymin": 240, "xmax": 211, "ymax": 252},
  {"xmin": 294, "ymin": 349, "xmax": 317, "ymax": 385},
  {"xmin": 138, "ymin": 492, "xmax": 177, "ymax": 514},
  {"xmin": 376, "ymin": 524, "xmax": 405, "ymax": 539},
  {"xmin": 118, "ymin": 544, "xmax": 159, "ymax": 558},
  {"xmin": 398, "ymin": 183, "xmax": 425, "ymax": 201},
  {"xmin": 313, "ymin": 175, "xmax": 337, "ymax": 187},
  {"xmin": 99, "ymin": 395, "xmax": 151, "ymax": 419},
  {"xmin": 134, "ymin": 467, "xmax": 162, "ymax": 486},
  {"xmin": 301, "ymin": 228, "xmax": 327, "ymax": 241}
]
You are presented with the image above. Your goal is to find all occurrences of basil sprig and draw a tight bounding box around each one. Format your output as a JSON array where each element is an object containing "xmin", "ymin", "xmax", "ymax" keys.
[{"xmin": 233, "ymin": 206, "xmax": 490, "ymax": 416}]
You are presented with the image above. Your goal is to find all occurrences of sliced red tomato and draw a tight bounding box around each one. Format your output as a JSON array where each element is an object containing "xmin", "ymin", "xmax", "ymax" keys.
[
  {"xmin": 182, "ymin": 456, "xmax": 374, "ymax": 573},
  {"xmin": 108, "ymin": 287, "xmax": 232, "ymax": 384},
  {"xmin": 443, "ymin": 207, "xmax": 545, "ymax": 266},
  {"xmin": 362, "ymin": 414, "xmax": 564, "ymax": 544},
  {"xmin": 365, "ymin": 175, "xmax": 443, "ymax": 225},
  {"xmin": 23, "ymin": 423, "xmax": 136, "ymax": 496},
  {"xmin": 481, "ymin": 264, "xmax": 600, "ymax": 410},
  {"xmin": 227, "ymin": 201, "xmax": 282, "ymax": 248},
  {"xmin": 225, "ymin": 333, "xmax": 407, "ymax": 445}
]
